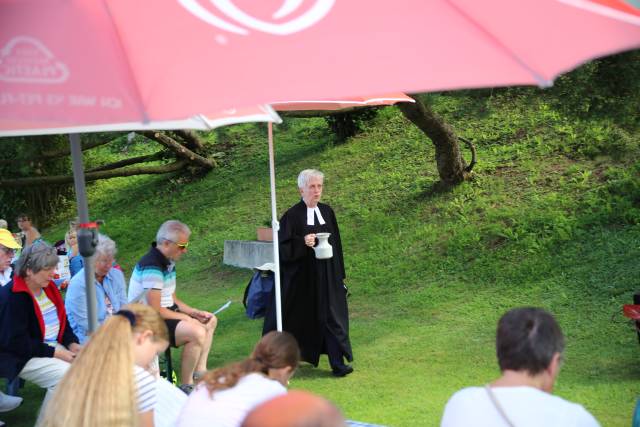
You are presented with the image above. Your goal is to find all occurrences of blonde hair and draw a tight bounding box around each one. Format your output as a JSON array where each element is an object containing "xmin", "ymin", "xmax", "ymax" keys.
[{"xmin": 39, "ymin": 304, "xmax": 168, "ymax": 427}]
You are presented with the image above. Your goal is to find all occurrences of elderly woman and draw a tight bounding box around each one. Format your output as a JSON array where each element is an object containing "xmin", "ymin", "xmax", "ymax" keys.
[
  {"xmin": 65, "ymin": 233, "xmax": 127, "ymax": 344},
  {"xmin": 263, "ymin": 169, "xmax": 353, "ymax": 377},
  {"xmin": 0, "ymin": 242, "xmax": 81, "ymax": 414}
]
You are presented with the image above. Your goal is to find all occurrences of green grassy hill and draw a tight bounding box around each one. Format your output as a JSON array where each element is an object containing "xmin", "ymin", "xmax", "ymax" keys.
[{"xmin": 5, "ymin": 90, "xmax": 640, "ymax": 426}]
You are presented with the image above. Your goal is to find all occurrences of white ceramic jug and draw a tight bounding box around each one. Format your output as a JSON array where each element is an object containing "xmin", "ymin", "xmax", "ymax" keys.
[{"xmin": 313, "ymin": 232, "xmax": 333, "ymax": 259}]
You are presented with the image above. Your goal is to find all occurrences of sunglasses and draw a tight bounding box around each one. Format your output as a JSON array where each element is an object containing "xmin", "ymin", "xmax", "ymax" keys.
[{"xmin": 166, "ymin": 239, "xmax": 189, "ymax": 250}]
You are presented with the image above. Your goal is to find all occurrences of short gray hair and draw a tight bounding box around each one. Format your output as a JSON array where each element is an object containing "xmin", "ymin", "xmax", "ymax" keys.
[
  {"xmin": 0, "ymin": 219, "xmax": 7, "ymax": 229},
  {"xmin": 95, "ymin": 233, "xmax": 117, "ymax": 259},
  {"xmin": 15, "ymin": 242, "xmax": 59, "ymax": 278},
  {"xmin": 156, "ymin": 220, "xmax": 191, "ymax": 243},
  {"xmin": 297, "ymin": 169, "xmax": 324, "ymax": 189}
]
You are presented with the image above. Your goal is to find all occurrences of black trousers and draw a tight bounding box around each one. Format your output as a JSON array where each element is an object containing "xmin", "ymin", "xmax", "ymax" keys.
[{"xmin": 324, "ymin": 327, "xmax": 346, "ymax": 369}]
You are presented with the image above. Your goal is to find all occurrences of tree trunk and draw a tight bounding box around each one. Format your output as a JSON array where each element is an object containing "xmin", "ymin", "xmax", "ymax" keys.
[{"xmin": 398, "ymin": 96, "xmax": 475, "ymax": 186}]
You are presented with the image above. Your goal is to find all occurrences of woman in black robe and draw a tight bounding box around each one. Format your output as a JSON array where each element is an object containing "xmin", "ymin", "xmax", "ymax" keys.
[{"xmin": 263, "ymin": 169, "xmax": 353, "ymax": 377}]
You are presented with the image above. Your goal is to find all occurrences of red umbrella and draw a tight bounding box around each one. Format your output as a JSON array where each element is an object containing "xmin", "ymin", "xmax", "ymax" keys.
[{"xmin": 2, "ymin": 0, "xmax": 640, "ymax": 131}]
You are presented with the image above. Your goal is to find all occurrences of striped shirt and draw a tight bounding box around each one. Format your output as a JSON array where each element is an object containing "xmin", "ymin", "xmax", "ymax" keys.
[
  {"xmin": 128, "ymin": 245, "xmax": 176, "ymax": 307},
  {"xmin": 35, "ymin": 289, "xmax": 60, "ymax": 346},
  {"xmin": 135, "ymin": 365, "xmax": 157, "ymax": 413}
]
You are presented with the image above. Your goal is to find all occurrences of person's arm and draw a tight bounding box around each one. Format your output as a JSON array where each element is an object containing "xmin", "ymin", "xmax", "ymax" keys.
[
  {"xmin": 111, "ymin": 269, "xmax": 128, "ymax": 310},
  {"xmin": 139, "ymin": 411, "xmax": 154, "ymax": 427},
  {"xmin": 173, "ymin": 294, "xmax": 215, "ymax": 325},
  {"xmin": 2, "ymin": 293, "xmax": 56, "ymax": 359},
  {"xmin": 64, "ymin": 275, "xmax": 89, "ymax": 344},
  {"xmin": 146, "ymin": 290, "xmax": 190, "ymax": 321}
]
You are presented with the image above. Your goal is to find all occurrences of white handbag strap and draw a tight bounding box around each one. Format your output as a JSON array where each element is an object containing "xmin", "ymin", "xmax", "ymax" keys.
[{"xmin": 485, "ymin": 385, "xmax": 516, "ymax": 427}]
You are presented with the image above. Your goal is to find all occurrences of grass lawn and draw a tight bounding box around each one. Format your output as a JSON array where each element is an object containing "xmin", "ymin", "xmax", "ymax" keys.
[{"xmin": 3, "ymin": 93, "xmax": 640, "ymax": 426}]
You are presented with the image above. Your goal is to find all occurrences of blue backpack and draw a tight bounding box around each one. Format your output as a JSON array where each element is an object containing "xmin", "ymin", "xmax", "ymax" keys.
[{"xmin": 243, "ymin": 269, "xmax": 274, "ymax": 319}]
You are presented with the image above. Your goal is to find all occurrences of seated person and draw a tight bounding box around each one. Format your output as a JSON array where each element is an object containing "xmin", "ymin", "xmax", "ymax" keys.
[
  {"xmin": 65, "ymin": 233, "xmax": 127, "ymax": 344},
  {"xmin": 177, "ymin": 331, "xmax": 299, "ymax": 427},
  {"xmin": 0, "ymin": 229, "xmax": 20, "ymax": 287},
  {"xmin": 241, "ymin": 390, "xmax": 346, "ymax": 427},
  {"xmin": 440, "ymin": 307, "xmax": 600, "ymax": 427},
  {"xmin": 40, "ymin": 304, "xmax": 171, "ymax": 427},
  {"xmin": 15, "ymin": 214, "xmax": 41, "ymax": 247},
  {"xmin": 0, "ymin": 243, "xmax": 80, "ymax": 417},
  {"xmin": 128, "ymin": 220, "xmax": 217, "ymax": 394},
  {"xmin": 65, "ymin": 228, "xmax": 84, "ymax": 279}
]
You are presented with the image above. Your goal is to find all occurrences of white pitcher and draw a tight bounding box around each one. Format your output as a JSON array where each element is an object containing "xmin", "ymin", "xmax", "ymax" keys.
[{"xmin": 313, "ymin": 232, "xmax": 333, "ymax": 259}]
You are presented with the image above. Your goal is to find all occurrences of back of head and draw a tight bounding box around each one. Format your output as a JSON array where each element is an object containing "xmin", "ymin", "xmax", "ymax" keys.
[
  {"xmin": 38, "ymin": 304, "xmax": 165, "ymax": 427},
  {"xmin": 496, "ymin": 307, "xmax": 565, "ymax": 375},
  {"xmin": 203, "ymin": 331, "xmax": 300, "ymax": 394},
  {"xmin": 241, "ymin": 391, "xmax": 346, "ymax": 427}
]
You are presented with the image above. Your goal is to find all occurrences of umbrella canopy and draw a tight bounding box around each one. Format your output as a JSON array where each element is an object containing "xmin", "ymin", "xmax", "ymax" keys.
[{"xmin": 2, "ymin": 0, "xmax": 640, "ymax": 132}]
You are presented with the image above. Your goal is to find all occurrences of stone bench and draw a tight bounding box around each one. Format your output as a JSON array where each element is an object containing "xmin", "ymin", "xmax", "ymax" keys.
[{"xmin": 223, "ymin": 240, "xmax": 274, "ymax": 270}]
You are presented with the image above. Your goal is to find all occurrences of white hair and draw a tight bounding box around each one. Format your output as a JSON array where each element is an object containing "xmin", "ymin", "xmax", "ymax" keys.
[
  {"xmin": 297, "ymin": 169, "xmax": 324, "ymax": 189},
  {"xmin": 0, "ymin": 219, "xmax": 7, "ymax": 229},
  {"xmin": 156, "ymin": 220, "xmax": 191, "ymax": 243},
  {"xmin": 95, "ymin": 233, "xmax": 117, "ymax": 259}
]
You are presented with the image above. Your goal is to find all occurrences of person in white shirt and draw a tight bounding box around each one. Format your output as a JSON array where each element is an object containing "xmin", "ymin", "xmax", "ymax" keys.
[
  {"xmin": 441, "ymin": 307, "xmax": 600, "ymax": 427},
  {"xmin": 177, "ymin": 331, "xmax": 300, "ymax": 427}
]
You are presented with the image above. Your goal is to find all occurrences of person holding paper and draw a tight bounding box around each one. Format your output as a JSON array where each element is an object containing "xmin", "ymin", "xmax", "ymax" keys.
[
  {"xmin": 128, "ymin": 220, "xmax": 217, "ymax": 394},
  {"xmin": 264, "ymin": 169, "xmax": 353, "ymax": 377}
]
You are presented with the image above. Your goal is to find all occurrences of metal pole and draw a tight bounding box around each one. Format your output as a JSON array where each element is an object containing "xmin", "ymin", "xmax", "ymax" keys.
[
  {"xmin": 69, "ymin": 134, "xmax": 98, "ymax": 333},
  {"xmin": 268, "ymin": 122, "xmax": 283, "ymax": 332}
]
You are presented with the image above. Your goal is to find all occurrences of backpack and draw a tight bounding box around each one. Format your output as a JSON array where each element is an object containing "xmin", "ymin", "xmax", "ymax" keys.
[{"xmin": 242, "ymin": 269, "xmax": 274, "ymax": 319}]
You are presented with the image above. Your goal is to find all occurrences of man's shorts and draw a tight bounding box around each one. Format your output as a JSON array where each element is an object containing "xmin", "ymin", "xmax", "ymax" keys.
[{"xmin": 165, "ymin": 304, "xmax": 182, "ymax": 348}]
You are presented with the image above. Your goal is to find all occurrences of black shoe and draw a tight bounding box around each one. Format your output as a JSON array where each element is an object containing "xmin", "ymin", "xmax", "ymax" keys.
[{"xmin": 332, "ymin": 365, "xmax": 354, "ymax": 377}]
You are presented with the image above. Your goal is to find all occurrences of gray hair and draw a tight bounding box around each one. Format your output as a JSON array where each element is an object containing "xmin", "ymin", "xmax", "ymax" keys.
[
  {"xmin": 15, "ymin": 242, "xmax": 59, "ymax": 278},
  {"xmin": 156, "ymin": 220, "xmax": 191, "ymax": 243},
  {"xmin": 297, "ymin": 169, "xmax": 324, "ymax": 189},
  {"xmin": 95, "ymin": 233, "xmax": 117, "ymax": 259},
  {"xmin": 0, "ymin": 219, "xmax": 7, "ymax": 229}
]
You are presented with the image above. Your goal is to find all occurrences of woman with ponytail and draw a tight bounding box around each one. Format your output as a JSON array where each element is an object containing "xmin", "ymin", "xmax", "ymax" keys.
[
  {"xmin": 177, "ymin": 331, "xmax": 300, "ymax": 427},
  {"xmin": 38, "ymin": 303, "xmax": 170, "ymax": 427}
]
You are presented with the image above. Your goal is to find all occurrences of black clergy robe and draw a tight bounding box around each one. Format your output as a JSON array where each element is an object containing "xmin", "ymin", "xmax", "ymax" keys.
[{"xmin": 263, "ymin": 200, "xmax": 353, "ymax": 366}]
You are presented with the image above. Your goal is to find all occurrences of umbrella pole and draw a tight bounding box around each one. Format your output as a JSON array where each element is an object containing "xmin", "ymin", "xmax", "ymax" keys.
[
  {"xmin": 268, "ymin": 122, "xmax": 283, "ymax": 332},
  {"xmin": 69, "ymin": 134, "xmax": 98, "ymax": 333}
]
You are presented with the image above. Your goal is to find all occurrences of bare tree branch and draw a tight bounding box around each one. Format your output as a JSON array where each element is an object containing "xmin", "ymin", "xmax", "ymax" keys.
[
  {"xmin": 0, "ymin": 160, "xmax": 188, "ymax": 187},
  {"xmin": 40, "ymin": 138, "xmax": 116, "ymax": 159},
  {"xmin": 86, "ymin": 152, "xmax": 165, "ymax": 173},
  {"xmin": 140, "ymin": 131, "xmax": 216, "ymax": 169},
  {"xmin": 173, "ymin": 130, "xmax": 205, "ymax": 150}
]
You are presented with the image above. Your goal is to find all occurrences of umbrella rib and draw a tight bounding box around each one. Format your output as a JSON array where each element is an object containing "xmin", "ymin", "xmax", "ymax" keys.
[{"xmin": 442, "ymin": 0, "xmax": 554, "ymax": 87}]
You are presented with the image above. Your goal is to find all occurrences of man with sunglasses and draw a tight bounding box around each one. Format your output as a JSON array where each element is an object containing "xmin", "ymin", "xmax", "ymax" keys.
[
  {"xmin": 0, "ymin": 229, "xmax": 20, "ymax": 287},
  {"xmin": 128, "ymin": 220, "xmax": 217, "ymax": 395}
]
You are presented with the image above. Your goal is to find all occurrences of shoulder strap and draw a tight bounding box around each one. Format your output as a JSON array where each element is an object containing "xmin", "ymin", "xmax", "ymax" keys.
[{"xmin": 485, "ymin": 385, "xmax": 516, "ymax": 427}]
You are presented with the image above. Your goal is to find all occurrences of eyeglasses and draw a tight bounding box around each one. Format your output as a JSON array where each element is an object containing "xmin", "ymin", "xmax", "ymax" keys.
[
  {"xmin": 0, "ymin": 247, "xmax": 15, "ymax": 256},
  {"xmin": 166, "ymin": 239, "xmax": 189, "ymax": 250}
]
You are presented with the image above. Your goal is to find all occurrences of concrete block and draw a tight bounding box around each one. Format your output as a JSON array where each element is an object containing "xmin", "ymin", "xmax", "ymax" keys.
[{"xmin": 223, "ymin": 240, "xmax": 274, "ymax": 270}]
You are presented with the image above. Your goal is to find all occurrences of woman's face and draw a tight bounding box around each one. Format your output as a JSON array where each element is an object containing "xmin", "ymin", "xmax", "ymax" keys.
[
  {"xmin": 67, "ymin": 232, "xmax": 77, "ymax": 247},
  {"xmin": 133, "ymin": 330, "xmax": 169, "ymax": 368},
  {"xmin": 94, "ymin": 254, "xmax": 114, "ymax": 279},
  {"xmin": 27, "ymin": 266, "xmax": 56, "ymax": 289},
  {"xmin": 17, "ymin": 217, "xmax": 31, "ymax": 231},
  {"xmin": 299, "ymin": 177, "xmax": 324, "ymax": 207}
]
